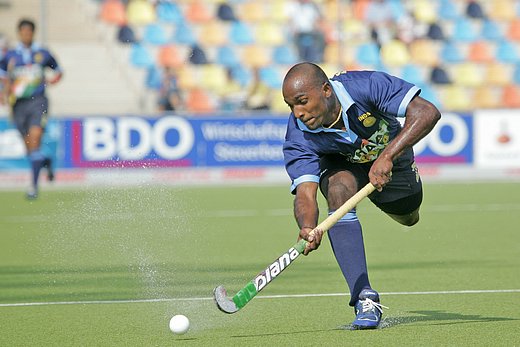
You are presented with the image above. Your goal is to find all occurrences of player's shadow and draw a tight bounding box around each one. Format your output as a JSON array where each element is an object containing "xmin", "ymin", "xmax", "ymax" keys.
[{"xmin": 337, "ymin": 310, "xmax": 518, "ymax": 330}]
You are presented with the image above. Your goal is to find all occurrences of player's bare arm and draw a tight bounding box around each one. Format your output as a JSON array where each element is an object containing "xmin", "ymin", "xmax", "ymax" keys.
[
  {"xmin": 370, "ymin": 96, "xmax": 441, "ymax": 191},
  {"xmin": 293, "ymin": 181, "xmax": 323, "ymax": 255}
]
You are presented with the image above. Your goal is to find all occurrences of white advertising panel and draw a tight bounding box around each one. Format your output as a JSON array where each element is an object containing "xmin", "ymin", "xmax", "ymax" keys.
[{"xmin": 475, "ymin": 110, "xmax": 520, "ymax": 168}]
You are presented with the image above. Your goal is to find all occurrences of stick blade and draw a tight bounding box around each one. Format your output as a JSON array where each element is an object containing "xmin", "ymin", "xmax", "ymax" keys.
[{"xmin": 213, "ymin": 285, "xmax": 239, "ymax": 314}]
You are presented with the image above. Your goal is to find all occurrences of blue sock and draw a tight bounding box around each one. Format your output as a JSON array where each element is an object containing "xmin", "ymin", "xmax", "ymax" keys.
[
  {"xmin": 29, "ymin": 150, "xmax": 45, "ymax": 188},
  {"xmin": 327, "ymin": 209, "xmax": 372, "ymax": 306}
]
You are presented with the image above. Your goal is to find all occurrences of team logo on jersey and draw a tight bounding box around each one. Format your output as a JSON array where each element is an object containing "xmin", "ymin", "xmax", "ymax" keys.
[
  {"xmin": 358, "ymin": 112, "xmax": 376, "ymax": 127},
  {"xmin": 347, "ymin": 119, "xmax": 390, "ymax": 163},
  {"xmin": 34, "ymin": 53, "xmax": 43, "ymax": 63}
]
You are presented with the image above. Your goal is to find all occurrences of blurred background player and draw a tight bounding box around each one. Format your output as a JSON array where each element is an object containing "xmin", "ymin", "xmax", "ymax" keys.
[
  {"xmin": 282, "ymin": 63, "xmax": 441, "ymax": 329},
  {"xmin": 0, "ymin": 18, "xmax": 63, "ymax": 199}
]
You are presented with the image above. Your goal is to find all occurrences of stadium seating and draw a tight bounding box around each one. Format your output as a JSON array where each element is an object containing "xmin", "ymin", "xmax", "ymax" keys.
[
  {"xmin": 186, "ymin": 87, "xmax": 216, "ymax": 113},
  {"xmin": 100, "ymin": 0, "xmax": 126, "ymax": 25},
  {"xmin": 126, "ymin": 0, "xmax": 156, "ymax": 26},
  {"xmin": 380, "ymin": 39, "xmax": 410, "ymax": 67},
  {"xmin": 142, "ymin": 23, "xmax": 168, "ymax": 46},
  {"xmin": 156, "ymin": 1, "xmax": 183, "ymax": 24},
  {"xmin": 157, "ymin": 45, "xmax": 183, "ymax": 68},
  {"xmin": 93, "ymin": 0, "xmax": 520, "ymax": 113},
  {"xmin": 467, "ymin": 40, "xmax": 494, "ymax": 63}
]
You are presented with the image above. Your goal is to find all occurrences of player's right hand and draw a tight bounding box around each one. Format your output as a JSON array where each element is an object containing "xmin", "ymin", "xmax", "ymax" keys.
[{"xmin": 298, "ymin": 226, "xmax": 324, "ymax": 255}]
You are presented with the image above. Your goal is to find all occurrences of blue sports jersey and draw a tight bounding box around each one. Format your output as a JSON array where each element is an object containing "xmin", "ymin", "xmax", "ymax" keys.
[
  {"xmin": 283, "ymin": 70, "xmax": 420, "ymax": 193},
  {"xmin": 0, "ymin": 43, "xmax": 61, "ymax": 101}
]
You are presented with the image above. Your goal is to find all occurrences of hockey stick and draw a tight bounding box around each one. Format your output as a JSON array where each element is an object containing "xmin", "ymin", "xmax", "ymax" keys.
[{"xmin": 213, "ymin": 182, "xmax": 376, "ymax": 314}]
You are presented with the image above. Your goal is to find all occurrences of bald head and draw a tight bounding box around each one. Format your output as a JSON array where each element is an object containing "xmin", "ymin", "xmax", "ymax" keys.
[{"xmin": 282, "ymin": 62, "xmax": 329, "ymax": 94}]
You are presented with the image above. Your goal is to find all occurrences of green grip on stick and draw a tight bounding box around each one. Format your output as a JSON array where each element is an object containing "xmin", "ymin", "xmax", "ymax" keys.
[{"xmin": 232, "ymin": 239, "xmax": 308, "ymax": 309}]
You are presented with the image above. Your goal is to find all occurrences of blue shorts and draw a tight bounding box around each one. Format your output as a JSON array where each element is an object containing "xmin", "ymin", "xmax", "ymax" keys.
[
  {"xmin": 12, "ymin": 95, "xmax": 49, "ymax": 136},
  {"xmin": 319, "ymin": 148, "xmax": 423, "ymax": 215}
]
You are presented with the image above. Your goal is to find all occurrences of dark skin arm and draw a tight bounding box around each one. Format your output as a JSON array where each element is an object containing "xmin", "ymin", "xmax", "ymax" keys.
[
  {"xmin": 293, "ymin": 181, "xmax": 324, "ymax": 255},
  {"xmin": 369, "ymin": 96, "xmax": 441, "ymax": 191}
]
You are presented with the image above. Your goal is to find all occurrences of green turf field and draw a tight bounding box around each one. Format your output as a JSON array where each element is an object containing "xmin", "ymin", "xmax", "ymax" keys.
[{"xmin": 1, "ymin": 182, "xmax": 519, "ymax": 346}]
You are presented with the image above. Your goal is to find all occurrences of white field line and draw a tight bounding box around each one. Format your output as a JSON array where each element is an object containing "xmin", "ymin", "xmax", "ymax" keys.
[
  {"xmin": 1, "ymin": 289, "xmax": 519, "ymax": 308},
  {"xmin": 4, "ymin": 203, "xmax": 520, "ymax": 223}
]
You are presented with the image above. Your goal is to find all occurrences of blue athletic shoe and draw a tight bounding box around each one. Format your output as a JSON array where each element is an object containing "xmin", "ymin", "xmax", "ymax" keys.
[{"xmin": 351, "ymin": 289, "xmax": 387, "ymax": 330}]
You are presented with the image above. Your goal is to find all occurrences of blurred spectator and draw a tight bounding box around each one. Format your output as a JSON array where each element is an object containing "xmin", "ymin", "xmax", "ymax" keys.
[
  {"xmin": 395, "ymin": 11, "xmax": 424, "ymax": 46},
  {"xmin": 426, "ymin": 22, "xmax": 445, "ymax": 41},
  {"xmin": 117, "ymin": 24, "xmax": 137, "ymax": 44},
  {"xmin": 466, "ymin": 0, "xmax": 486, "ymax": 19},
  {"xmin": 158, "ymin": 67, "xmax": 183, "ymax": 112},
  {"xmin": 287, "ymin": 0, "xmax": 326, "ymax": 62},
  {"xmin": 365, "ymin": 0, "xmax": 395, "ymax": 48},
  {"xmin": 189, "ymin": 44, "xmax": 208, "ymax": 65},
  {"xmin": 430, "ymin": 64, "xmax": 452, "ymax": 85},
  {"xmin": 245, "ymin": 67, "xmax": 272, "ymax": 111},
  {"xmin": 217, "ymin": 2, "xmax": 237, "ymax": 21},
  {"xmin": 219, "ymin": 68, "xmax": 247, "ymax": 111}
]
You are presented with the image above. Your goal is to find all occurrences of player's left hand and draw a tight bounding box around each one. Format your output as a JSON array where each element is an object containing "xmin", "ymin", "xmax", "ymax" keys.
[
  {"xmin": 298, "ymin": 227, "xmax": 324, "ymax": 255},
  {"xmin": 369, "ymin": 156, "xmax": 393, "ymax": 191}
]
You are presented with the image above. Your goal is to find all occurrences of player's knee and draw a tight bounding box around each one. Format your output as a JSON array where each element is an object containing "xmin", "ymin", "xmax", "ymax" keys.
[{"xmin": 326, "ymin": 174, "xmax": 357, "ymax": 210}]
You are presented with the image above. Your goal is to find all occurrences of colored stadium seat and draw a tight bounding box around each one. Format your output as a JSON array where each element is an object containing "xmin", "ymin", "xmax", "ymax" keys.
[
  {"xmin": 270, "ymin": 89, "xmax": 290, "ymax": 114},
  {"xmin": 468, "ymin": 41, "xmax": 494, "ymax": 63},
  {"xmin": 129, "ymin": 43, "xmax": 153, "ymax": 67},
  {"xmin": 440, "ymin": 41, "xmax": 465, "ymax": 63},
  {"xmin": 485, "ymin": 62, "xmax": 511, "ymax": 86},
  {"xmin": 172, "ymin": 22, "xmax": 196, "ymax": 45},
  {"xmin": 229, "ymin": 21, "xmax": 255, "ymax": 45},
  {"xmin": 489, "ymin": 0, "xmax": 516, "ymax": 21},
  {"xmin": 177, "ymin": 65, "xmax": 197, "ymax": 90},
  {"xmin": 100, "ymin": 0, "xmax": 126, "ymax": 25},
  {"xmin": 143, "ymin": 23, "xmax": 168, "ymax": 45},
  {"xmin": 413, "ymin": 0, "xmax": 437, "ymax": 24},
  {"xmin": 355, "ymin": 42, "xmax": 381, "ymax": 67},
  {"xmin": 157, "ymin": 45, "xmax": 183, "ymax": 68},
  {"xmin": 501, "ymin": 84, "xmax": 520, "ymax": 108},
  {"xmin": 513, "ymin": 63, "xmax": 520, "ymax": 84},
  {"xmin": 156, "ymin": 1, "xmax": 183, "ymax": 24},
  {"xmin": 242, "ymin": 45, "xmax": 269, "ymax": 67},
  {"xmin": 400, "ymin": 64, "xmax": 425, "ymax": 86},
  {"xmin": 438, "ymin": 0, "xmax": 459, "ymax": 20},
  {"xmin": 127, "ymin": 0, "xmax": 156, "ymax": 26},
  {"xmin": 185, "ymin": 0, "xmax": 213, "ymax": 23},
  {"xmin": 186, "ymin": 87, "xmax": 216, "ymax": 113},
  {"xmin": 481, "ymin": 20, "xmax": 503, "ymax": 41},
  {"xmin": 201, "ymin": 65, "xmax": 228, "ymax": 93},
  {"xmin": 230, "ymin": 65, "xmax": 252, "ymax": 87},
  {"xmin": 269, "ymin": 2, "xmax": 290, "ymax": 23},
  {"xmin": 259, "ymin": 66, "xmax": 283, "ymax": 89},
  {"xmin": 452, "ymin": 17, "xmax": 478, "ymax": 42},
  {"xmin": 409, "ymin": 39, "xmax": 439, "ymax": 67},
  {"xmin": 199, "ymin": 22, "xmax": 228, "ymax": 46},
  {"xmin": 352, "ymin": 0, "xmax": 370, "ymax": 20},
  {"xmin": 380, "ymin": 39, "xmax": 410, "ymax": 67},
  {"xmin": 507, "ymin": 18, "xmax": 520, "ymax": 41},
  {"xmin": 473, "ymin": 86, "xmax": 500, "ymax": 109},
  {"xmin": 439, "ymin": 85, "xmax": 471, "ymax": 111},
  {"xmin": 272, "ymin": 45, "xmax": 298, "ymax": 65},
  {"xmin": 237, "ymin": 2, "xmax": 266, "ymax": 22},
  {"xmin": 496, "ymin": 39, "xmax": 519, "ymax": 63},
  {"xmin": 216, "ymin": 45, "xmax": 240, "ymax": 68},
  {"xmin": 451, "ymin": 62, "xmax": 484, "ymax": 87},
  {"xmin": 256, "ymin": 23, "xmax": 285, "ymax": 46}
]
